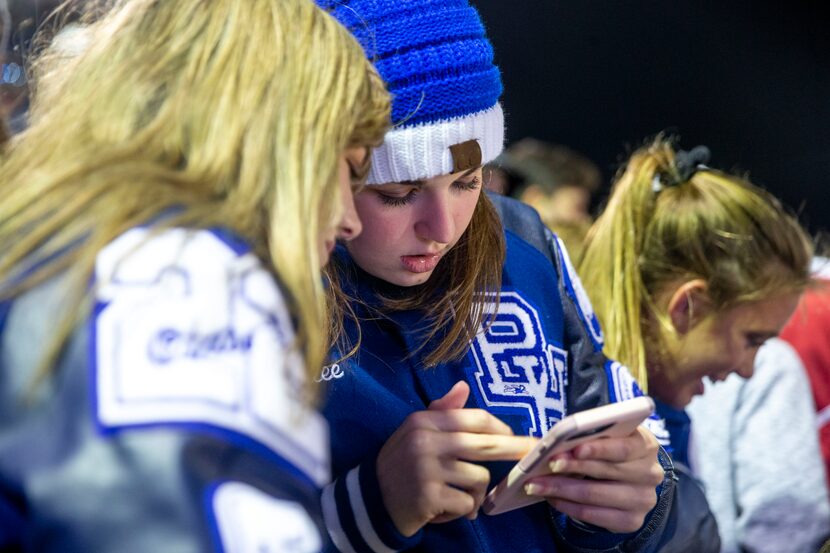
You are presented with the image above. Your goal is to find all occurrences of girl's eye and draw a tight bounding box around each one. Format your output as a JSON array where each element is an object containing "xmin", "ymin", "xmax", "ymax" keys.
[
  {"xmin": 453, "ymin": 176, "xmax": 482, "ymax": 191},
  {"xmin": 377, "ymin": 188, "xmax": 418, "ymax": 206}
]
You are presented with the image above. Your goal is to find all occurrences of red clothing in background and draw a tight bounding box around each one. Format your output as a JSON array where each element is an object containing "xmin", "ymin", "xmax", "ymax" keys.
[{"xmin": 780, "ymin": 279, "xmax": 830, "ymax": 487}]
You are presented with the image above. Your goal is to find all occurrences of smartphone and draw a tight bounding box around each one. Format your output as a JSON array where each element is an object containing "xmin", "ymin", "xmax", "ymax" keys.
[{"xmin": 482, "ymin": 396, "xmax": 655, "ymax": 516}]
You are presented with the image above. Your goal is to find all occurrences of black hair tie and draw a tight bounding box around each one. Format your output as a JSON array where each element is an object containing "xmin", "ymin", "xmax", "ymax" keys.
[
  {"xmin": 674, "ymin": 145, "xmax": 711, "ymax": 182},
  {"xmin": 653, "ymin": 144, "xmax": 711, "ymax": 192}
]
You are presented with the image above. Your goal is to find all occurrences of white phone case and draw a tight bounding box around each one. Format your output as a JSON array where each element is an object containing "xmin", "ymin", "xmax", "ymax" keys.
[{"xmin": 482, "ymin": 396, "xmax": 655, "ymax": 516}]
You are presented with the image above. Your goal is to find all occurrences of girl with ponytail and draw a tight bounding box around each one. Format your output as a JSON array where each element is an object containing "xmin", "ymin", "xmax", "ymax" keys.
[
  {"xmin": 580, "ymin": 137, "xmax": 811, "ymax": 407},
  {"xmin": 579, "ymin": 137, "xmax": 815, "ymax": 552}
]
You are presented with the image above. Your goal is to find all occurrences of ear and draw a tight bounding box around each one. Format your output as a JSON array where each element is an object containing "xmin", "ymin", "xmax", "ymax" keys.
[{"xmin": 666, "ymin": 279, "xmax": 710, "ymax": 334}]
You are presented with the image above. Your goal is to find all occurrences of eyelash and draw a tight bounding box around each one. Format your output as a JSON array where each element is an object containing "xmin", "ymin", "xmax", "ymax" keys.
[{"xmin": 377, "ymin": 176, "xmax": 481, "ymax": 207}]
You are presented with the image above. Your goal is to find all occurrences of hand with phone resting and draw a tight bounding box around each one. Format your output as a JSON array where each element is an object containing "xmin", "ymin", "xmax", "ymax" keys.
[{"xmin": 523, "ymin": 425, "xmax": 664, "ymax": 533}]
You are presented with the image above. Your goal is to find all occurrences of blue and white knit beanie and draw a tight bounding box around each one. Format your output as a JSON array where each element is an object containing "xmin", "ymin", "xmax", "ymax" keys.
[{"xmin": 319, "ymin": 0, "xmax": 505, "ymax": 184}]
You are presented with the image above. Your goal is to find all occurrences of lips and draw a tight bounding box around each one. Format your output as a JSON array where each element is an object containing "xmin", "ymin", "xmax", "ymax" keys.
[{"xmin": 400, "ymin": 253, "xmax": 442, "ymax": 273}]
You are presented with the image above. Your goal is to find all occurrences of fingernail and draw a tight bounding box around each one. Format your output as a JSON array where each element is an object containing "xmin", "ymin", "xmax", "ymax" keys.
[
  {"xmin": 549, "ymin": 460, "xmax": 566, "ymax": 473},
  {"xmin": 524, "ymin": 483, "xmax": 542, "ymax": 496}
]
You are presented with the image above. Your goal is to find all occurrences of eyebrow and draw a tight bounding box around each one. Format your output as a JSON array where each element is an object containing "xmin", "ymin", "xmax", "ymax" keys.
[{"xmin": 397, "ymin": 166, "xmax": 480, "ymax": 187}]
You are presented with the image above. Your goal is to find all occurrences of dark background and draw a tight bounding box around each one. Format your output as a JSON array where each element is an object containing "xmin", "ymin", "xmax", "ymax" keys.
[
  {"xmin": 473, "ymin": 1, "xmax": 830, "ymax": 234},
  {"xmin": 3, "ymin": 1, "xmax": 829, "ymax": 231}
]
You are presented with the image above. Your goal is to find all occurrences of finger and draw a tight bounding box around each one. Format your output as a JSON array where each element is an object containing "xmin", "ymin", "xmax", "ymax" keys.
[
  {"xmin": 440, "ymin": 459, "xmax": 491, "ymax": 517},
  {"xmin": 425, "ymin": 483, "xmax": 478, "ymax": 524},
  {"xmin": 433, "ymin": 431, "xmax": 537, "ymax": 462},
  {"xmin": 570, "ymin": 427, "xmax": 657, "ymax": 462},
  {"xmin": 526, "ymin": 475, "xmax": 656, "ymax": 514},
  {"xmin": 406, "ymin": 407, "xmax": 515, "ymax": 436},
  {"xmin": 545, "ymin": 456, "xmax": 664, "ymax": 486},
  {"xmin": 441, "ymin": 459, "xmax": 491, "ymax": 491},
  {"xmin": 546, "ymin": 497, "xmax": 648, "ymax": 534},
  {"xmin": 429, "ymin": 381, "xmax": 470, "ymax": 411}
]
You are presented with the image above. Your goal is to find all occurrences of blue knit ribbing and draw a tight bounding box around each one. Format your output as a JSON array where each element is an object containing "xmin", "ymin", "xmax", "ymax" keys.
[
  {"xmin": 347, "ymin": 8, "xmax": 486, "ymax": 60},
  {"xmin": 321, "ymin": 0, "xmax": 473, "ymax": 33},
  {"xmin": 376, "ymin": 38, "xmax": 493, "ymax": 89},
  {"xmin": 388, "ymin": 68, "xmax": 502, "ymax": 126},
  {"xmin": 318, "ymin": 0, "xmax": 502, "ymax": 127}
]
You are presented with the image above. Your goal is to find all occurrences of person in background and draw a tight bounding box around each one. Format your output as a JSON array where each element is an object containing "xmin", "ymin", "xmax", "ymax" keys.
[
  {"xmin": 0, "ymin": 0, "xmax": 390, "ymax": 551},
  {"xmin": 486, "ymin": 139, "xmax": 602, "ymax": 259},
  {"xmin": 578, "ymin": 139, "xmax": 814, "ymax": 552},
  {"xmin": 781, "ymin": 258, "xmax": 830, "ymax": 486},
  {"xmin": 686, "ymin": 335, "xmax": 830, "ymax": 553}
]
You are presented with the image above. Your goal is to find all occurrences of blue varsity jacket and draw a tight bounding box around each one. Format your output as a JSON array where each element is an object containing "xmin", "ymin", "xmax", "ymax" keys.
[{"xmin": 319, "ymin": 195, "xmax": 689, "ymax": 552}]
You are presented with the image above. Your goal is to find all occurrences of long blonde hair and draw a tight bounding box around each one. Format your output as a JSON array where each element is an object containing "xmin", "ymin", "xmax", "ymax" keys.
[
  {"xmin": 579, "ymin": 137, "xmax": 812, "ymax": 389},
  {"xmin": 0, "ymin": 0, "xmax": 390, "ymax": 390}
]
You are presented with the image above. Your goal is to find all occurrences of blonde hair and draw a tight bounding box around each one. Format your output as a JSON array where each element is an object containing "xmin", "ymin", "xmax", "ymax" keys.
[
  {"xmin": 327, "ymin": 192, "xmax": 505, "ymax": 367},
  {"xmin": 0, "ymin": 0, "xmax": 390, "ymax": 394},
  {"xmin": 578, "ymin": 137, "xmax": 812, "ymax": 389}
]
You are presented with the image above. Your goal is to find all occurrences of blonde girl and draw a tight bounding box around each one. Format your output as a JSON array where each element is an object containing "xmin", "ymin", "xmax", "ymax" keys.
[
  {"xmin": 579, "ymin": 139, "xmax": 811, "ymax": 407},
  {"xmin": 0, "ymin": 0, "xmax": 389, "ymax": 551},
  {"xmin": 578, "ymin": 138, "xmax": 813, "ymax": 552}
]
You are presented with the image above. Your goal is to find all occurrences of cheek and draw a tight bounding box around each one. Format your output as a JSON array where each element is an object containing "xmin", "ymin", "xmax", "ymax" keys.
[
  {"xmin": 351, "ymin": 198, "xmax": 405, "ymax": 250},
  {"xmin": 454, "ymin": 190, "xmax": 481, "ymax": 233},
  {"xmin": 692, "ymin": 336, "xmax": 741, "ymax": 376}
]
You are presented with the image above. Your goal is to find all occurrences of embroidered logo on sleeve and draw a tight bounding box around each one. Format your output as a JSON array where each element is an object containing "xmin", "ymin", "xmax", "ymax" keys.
[
  {"xmin": 469, "ymin": 292, "xmax": 567, "ymax": 437},
  {"xmin": 92, "ymin": 228, "xmax": 329, "ymax": 486},
  {"xmin": 210, "ymin": 481, "xmax": 322, "ymax": 553}
]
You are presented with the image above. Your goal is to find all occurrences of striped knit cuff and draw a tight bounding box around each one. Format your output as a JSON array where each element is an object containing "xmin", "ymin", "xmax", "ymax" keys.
[{"xmin": 321, "ymin": 464, "xmax": 423, "ymax": 553}]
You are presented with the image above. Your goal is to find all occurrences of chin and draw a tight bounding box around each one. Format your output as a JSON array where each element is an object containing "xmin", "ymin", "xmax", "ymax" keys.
[
  {"xmin": 673, "ymin": 391, "xmax": 697, "ymax": 409},
  {"xmin": 390, "ymin": 272, "xmax": 433, "ymax": 287}
]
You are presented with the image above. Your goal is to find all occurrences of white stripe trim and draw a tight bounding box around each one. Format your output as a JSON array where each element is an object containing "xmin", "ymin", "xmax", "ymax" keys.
[
  {"xmin": 346, "ymin": 467, "xmax": 398, "ymax": 553},
  {"xmin": 322, "ymin": 481, "xmax": 359, "ymax": 553},
  {"xmin": 367, "ymin": 104, "xmax": 504, "ymax": 184},
  {"xmin": 817, "ymin": 404, "xmax": 830, "ymax": 429}
]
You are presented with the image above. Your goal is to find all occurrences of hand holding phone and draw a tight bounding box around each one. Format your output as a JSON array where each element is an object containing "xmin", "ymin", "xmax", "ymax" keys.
[{"xmin": 482, "ymin": 396, "xmax": 655, "ymax": 516}]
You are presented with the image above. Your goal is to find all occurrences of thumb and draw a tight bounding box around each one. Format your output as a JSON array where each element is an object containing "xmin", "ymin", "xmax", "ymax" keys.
[{"xmin": 429, "ymin": 380, "xmax": 470, "ymax": 411}]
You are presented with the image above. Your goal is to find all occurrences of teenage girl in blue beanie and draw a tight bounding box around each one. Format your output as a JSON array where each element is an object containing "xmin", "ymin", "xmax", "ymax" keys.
[{"xmin": 316, "ymin": 1, "xmax": 712, "ymax": 551}]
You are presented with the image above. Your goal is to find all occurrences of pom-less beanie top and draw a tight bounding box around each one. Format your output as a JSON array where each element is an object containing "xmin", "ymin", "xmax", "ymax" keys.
[{"xmin": 319, "ymin": 0, "xmax": 505, "ymax": 184}]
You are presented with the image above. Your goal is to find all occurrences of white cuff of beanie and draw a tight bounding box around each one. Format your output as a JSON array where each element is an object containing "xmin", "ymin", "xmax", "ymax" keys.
[{"xmin": 366, "ymin": 103, "xmax": 505, "ymax": 185}]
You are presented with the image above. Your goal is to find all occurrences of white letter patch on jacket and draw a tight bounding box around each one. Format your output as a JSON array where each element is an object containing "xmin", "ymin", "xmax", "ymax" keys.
[
  {"xmin": 92, "ymin": 228, "xmax": 329, "ymax": 485},
  {"xmin": 469, "ymin": 292, "xmax": 567, "ymax": 437}
]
